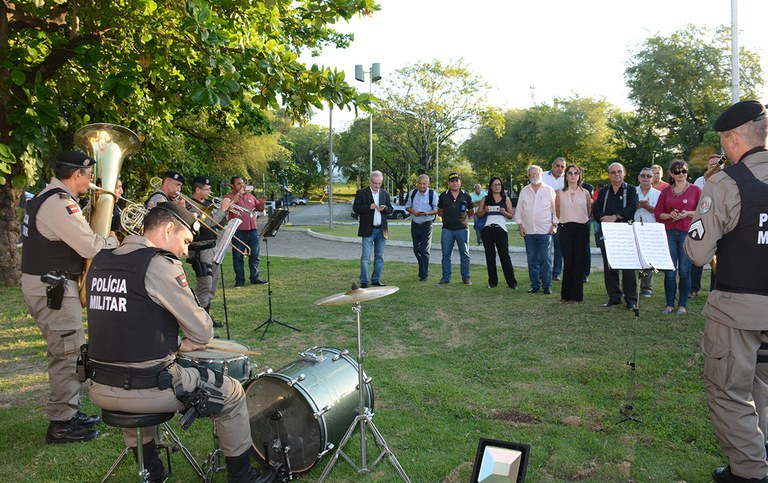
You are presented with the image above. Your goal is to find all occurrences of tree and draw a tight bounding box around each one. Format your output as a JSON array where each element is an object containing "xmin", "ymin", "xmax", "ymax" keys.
[
  {"xmin": 277, "ymin": 123, "xmax": 334, "ymax": 198},
  {"xmin": 0, "ymin": 0, "xmax": 377, "ymax": 285},
  {"xmin": 464, "ymin": 97, "xmax": 617, "ymax": 187},
  {"xmin": 625, "ymin": 25, "xmax": 763, "ymax": 158}
]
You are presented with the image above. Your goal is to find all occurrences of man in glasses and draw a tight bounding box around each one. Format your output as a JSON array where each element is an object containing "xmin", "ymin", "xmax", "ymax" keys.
[
  {"xmin": 543, "ymin": 157, "xmax": 566, "ymax": 281},
  {"xmin": 20, "ymin": 151, "xmax": 119, "ymax": 443},
  {"xmin": 685, "ymin": 100, "xmax": 768, "ymax": 483},
  {"xmin": 634, "ymin": 167, "xmax": 660, "ymax": 297},
  {"xmin": 592, "ymin": 162, "xmax": 638, "ymax": 310}
]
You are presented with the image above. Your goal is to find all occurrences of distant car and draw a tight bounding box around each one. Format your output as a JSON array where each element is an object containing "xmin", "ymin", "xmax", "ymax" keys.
[
  {"xmin": 290, "ymin": 198, "xmax": 307, "ymax": 206},
  {"xmin": 350, "ymin": 202, "xmax": 410, "ymax": 220}
]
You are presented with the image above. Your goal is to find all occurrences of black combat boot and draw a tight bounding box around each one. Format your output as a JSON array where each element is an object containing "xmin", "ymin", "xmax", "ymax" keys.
[
  {"xmin": 225, "ymin": 448, "xmax": 276, "ymax": 483},
  {"xmin": 46, "ymin": 419, "xmax": 99, "ymax": 444},
  {"xmin": 132, "ymin": 440, "xmax": 169, "ymax": 483}
]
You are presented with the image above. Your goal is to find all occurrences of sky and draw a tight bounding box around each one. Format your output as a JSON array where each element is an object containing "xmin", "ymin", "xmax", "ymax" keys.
[{"xmin": 299, "ymin": 0, "xmax": 768, "ymax": 130}]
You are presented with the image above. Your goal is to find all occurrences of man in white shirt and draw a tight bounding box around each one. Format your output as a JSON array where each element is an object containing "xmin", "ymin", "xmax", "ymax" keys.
[
  {"xmin": 405, "ymin": 174, "xmax": 438, "ymax": 281},
  {"xmin": 635, "ymin": 167, "xmax": 661, "ymax": 297},
  {"xmin": 543, "ymin": 157, "xmax": 566, "ymax": 280},
  {"xmin": 515, "ymin": 165, "xmax": 558, "ymax": 294}
]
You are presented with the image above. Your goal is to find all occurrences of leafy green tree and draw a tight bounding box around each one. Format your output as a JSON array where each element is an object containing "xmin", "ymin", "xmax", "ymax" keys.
[
  {"xmin": 277, "ymin": 123, "xmax": 335, "ymax": 198},
  {"xmin": 0, "ymin": 0, "xmax": 377, "ymax": 285},
  {"xmin": 625, "ymin": 25, "xmax": 763, "ymax": 158}
]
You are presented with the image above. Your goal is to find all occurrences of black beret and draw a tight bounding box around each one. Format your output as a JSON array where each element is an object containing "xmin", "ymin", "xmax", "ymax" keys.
[
  {"xmin": 714, "ymin": 100, "xmax": 767, "ymax": 132},
  {"xmin": 56, "ymin": 150, "xmax": 96, "ymax": 168},
  {"xmin": 163, "ymin": 170, "xmax": 185, "ymax": 184},
  {"xmin": 151, "ymin": 201, "xmax": 200, "ymax": 237},
  {"xmin": 191, "ymin": 176, "xmax": 211, "ymax": 186},
  {"xmin": 448, "ymin": 172, "xmax": 460, "ymax": 180}
]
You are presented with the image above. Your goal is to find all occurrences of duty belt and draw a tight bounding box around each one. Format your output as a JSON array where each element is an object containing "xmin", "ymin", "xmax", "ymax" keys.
[{"xmin": 91, "ymin": 362, "xmax": 174, "ymax": 390}]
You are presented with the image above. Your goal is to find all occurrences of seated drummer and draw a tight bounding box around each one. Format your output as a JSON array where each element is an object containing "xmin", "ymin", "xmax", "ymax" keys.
[{"xmin": 86, "ymin": 202, "xmax": 275, "ymax": 483}]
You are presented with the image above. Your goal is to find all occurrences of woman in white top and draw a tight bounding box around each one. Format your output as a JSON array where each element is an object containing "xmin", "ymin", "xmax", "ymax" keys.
[
  {"xmin": 476, "ymin": 176, "xmax": 518, "ymax": 289},
  {"xmin": 555, "ymin": 164, "xmax": 592, "ymax": 303}
]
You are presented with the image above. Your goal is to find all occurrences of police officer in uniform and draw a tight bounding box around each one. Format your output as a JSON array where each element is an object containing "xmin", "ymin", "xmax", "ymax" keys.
[
  {"xmin": 187, "ymin": 176, "xmax": 232, "ymax": 327},
  {"xmin": 21, "ymin": 150, "xmax": 118, "ymax": 443},
  {"xmin": 87, "ymin": 202, "xmax": 275, "ymax": 483},
  {"xmin": 684, "ymin": 100, "xmax": 768, "ymax": 483},
  {"xmin": 145, "ymin": 170, "xmax": 184, "ymax": 209}
]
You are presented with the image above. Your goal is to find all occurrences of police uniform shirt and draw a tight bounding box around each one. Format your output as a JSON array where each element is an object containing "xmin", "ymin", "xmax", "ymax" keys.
[
  {"xmin": 684, "ymin": 150, "xmax": 768, "ymax": 329},
  {"xmin": 89, "ymin": 235, "xmax": 214, "ymax": 368},
  {"xmin": 21, "ymin": 178, "xmax": 118, "ymax": 302}
]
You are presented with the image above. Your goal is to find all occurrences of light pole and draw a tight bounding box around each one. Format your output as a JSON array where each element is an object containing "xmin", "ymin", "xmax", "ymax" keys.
[
  {"xmin": 355, "ymin": 63, "xmax": 381, "ymax": 175},
  {"xmin": 328, "ymin": 105, "xmax": 334, "ymax": 229}
]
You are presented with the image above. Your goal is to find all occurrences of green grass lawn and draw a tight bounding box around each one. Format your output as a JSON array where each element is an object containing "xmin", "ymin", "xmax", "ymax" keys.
[{"xmin": 0, "ymin": 255, "xmax": 719, "ymax": 482}]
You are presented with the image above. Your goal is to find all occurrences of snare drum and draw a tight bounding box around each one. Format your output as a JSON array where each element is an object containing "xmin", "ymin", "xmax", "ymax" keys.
[
  {"xmin": 245, "ymin": 346, "xmax": 374, "ymax": 476},
  {"xmin": 176, "ymin": 339, "xmax": 251, "ymax": 383}
]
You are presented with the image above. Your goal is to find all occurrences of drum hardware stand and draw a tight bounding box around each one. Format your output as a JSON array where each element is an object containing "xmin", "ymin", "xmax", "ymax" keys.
[
  {"xmin": 156, "ymin": 421, "xmax": 206, "ymax": 478},
  {"xmin": 318, "ymin": 302, "xmax": 411, "ymax": 482},
  {"xmin": 254, "ymin": 209, "xmax": 300, "ymax": 339},
  {"xmin": 202, "ymin": 422, "xmax": 225, "ymax": 482}
]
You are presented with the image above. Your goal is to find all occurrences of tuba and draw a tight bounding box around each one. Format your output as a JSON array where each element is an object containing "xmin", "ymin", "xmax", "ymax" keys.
[{"xmin": 75, "ymin": 123, "xmax": 141, "ymax": 306}]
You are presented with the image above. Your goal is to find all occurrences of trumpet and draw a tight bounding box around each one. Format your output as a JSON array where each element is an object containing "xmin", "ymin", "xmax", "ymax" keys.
[
  {"xmin": 704, "ymin": 154, "xmax": 727, "ymax": 181},
  {"xmin": 149, "ymin": 177, "xmax": 256, "ymax": 217},
  {"xmin": 212, "ymin": 196, "xmax": 256, "ymax": 217}
]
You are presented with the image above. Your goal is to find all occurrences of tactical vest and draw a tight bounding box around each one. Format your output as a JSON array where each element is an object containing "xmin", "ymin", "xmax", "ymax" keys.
[
  {"xmin": 715, "ymin": 162, "xmax": 768, "ymax": 296},
  {"xmin": 193, "ymin": 199, "xmax": 217, "ymax": 244},
  {"xmin": 87, "ymin": 247, "xmax": 180, "ymax": 362},
  {"xmin": 21, "ymin": 188, "xmax": 83, "ymax": 275},
  {"xmin": 144, "ymin": 190, "xmax": 169, "ymax": 208}
]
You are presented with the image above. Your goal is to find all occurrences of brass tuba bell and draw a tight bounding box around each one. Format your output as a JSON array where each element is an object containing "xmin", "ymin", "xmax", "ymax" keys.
[{"xmin": 74, "ymin": 123, "xmax": 141, "ymax": 305}]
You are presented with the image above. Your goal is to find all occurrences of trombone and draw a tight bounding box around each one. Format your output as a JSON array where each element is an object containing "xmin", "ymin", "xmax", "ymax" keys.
[
  {"xmin": 149, "ymin": 177, "xmax": 256, "ymax": 217},
  {"xmin": 89, "ymin": 184, "xmax": 251, "ymax": 256}
]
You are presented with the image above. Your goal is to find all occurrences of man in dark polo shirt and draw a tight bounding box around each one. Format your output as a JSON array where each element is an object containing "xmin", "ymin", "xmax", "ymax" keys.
[{"xmin": 437, "ymin": 172, "xmax": 475, "ymax": 285}]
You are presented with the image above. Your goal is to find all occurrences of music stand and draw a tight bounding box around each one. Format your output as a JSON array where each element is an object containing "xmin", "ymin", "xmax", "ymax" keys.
[
  {"xmin": 255, "ymin": 209, "xmax": 300, "ymax": 339},
  {"xmin": 213, "ymin": 218, "xmax": 243, "ymax": 340}
]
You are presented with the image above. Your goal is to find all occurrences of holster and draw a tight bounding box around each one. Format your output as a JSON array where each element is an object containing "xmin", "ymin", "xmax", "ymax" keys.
[
  {"xmin": 187, "ymin": 252, "xmax": 207, "ymax": 277},
  {"xmin": 76, "ymin": 344, "xmax": 92, "ymax": 383},
  {"xmin": 44, "ymin": 276, "xmax": 67, "ymax": 310}
]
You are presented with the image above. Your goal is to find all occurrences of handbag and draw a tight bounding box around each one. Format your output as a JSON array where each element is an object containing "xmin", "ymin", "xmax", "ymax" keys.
[{"xmin": 475, "ymin": 214, "xmax": 487, "ymax": 231}]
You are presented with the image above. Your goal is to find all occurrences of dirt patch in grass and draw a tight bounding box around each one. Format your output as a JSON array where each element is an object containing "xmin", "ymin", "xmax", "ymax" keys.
[{"xmin": 492, "ymin": 408, "xmax": 541, "ymax": 424}]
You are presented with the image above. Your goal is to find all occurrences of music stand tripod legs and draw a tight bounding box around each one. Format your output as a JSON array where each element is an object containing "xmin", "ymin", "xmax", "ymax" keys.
[
  {"xmin": 254, "ymin": 236, "xmax": 300, "ymax": 339},
  {"xmin": 318, "ymin": 303, "xmax": 410, "ymax": 482}
]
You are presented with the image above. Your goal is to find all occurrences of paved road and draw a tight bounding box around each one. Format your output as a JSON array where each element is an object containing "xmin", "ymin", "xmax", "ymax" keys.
[{"xmin": 268, "ymin": 203, "xmax": 605, "ymax": 272}]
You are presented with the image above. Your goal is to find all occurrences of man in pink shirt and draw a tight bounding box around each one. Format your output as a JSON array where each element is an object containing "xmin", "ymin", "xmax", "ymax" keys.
[
  {"xmin": 514, "ymin": 165, "xmax": 558, "ymax": 294},
  {"xmin": 225, "ymin": 176, "xmax": 268, "ymax": 288}
]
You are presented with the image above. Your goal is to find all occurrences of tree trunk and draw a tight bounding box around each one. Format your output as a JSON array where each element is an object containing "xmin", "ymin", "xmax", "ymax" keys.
[{"xmin": 0, "ymin": 184, "xmax": 22, "ymax": 286}]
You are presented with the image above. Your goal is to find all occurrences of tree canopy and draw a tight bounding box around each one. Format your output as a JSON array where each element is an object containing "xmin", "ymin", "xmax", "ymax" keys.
[{"xmin": 0, "ymin": 0, "xmax": 378, "ymax": 284}]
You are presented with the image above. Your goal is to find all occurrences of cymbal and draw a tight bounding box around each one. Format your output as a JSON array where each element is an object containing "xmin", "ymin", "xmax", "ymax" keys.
[{"xmin": 315, "ymin": 285, "xmax": 399, "ymax": 306}]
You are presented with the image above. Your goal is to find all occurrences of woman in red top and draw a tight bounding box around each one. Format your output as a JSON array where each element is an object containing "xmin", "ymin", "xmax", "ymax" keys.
[{"xmin": 654, "ymin": 160, "xmax": 702, "ymax": 315}]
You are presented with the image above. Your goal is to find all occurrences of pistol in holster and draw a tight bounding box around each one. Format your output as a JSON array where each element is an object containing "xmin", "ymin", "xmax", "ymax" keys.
[{"xmin": 41, "ymin": 272, "xmax": 68, "ymax": 310}]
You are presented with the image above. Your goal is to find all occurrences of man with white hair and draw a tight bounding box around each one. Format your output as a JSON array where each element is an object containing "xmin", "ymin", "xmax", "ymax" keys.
[{"xmin": 353, "ymin": 170, "xmax": 393, "ymax": 288}]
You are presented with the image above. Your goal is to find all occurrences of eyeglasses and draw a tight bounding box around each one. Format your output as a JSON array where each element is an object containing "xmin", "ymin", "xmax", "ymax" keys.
[
  {"xmin": 491, "ymin": 182, "xmax": 502, "ymax": 186},
  {"xmin": 672, "ymin": 169, "xmax": 688, "ymax": 175},
  {"xmin": 566, "ymin": 171, "xmax": 579, "ymax": 176},
  {"xmin": 639, "ymin": 174, "xmax": 653, "ymax": 178}
]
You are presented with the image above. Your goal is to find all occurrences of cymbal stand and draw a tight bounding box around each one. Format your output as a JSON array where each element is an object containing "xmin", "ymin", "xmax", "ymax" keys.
[
  {"xmin": 318, "ymin": 302, "xmax": 410, "ymax": 482},
  {"xmin": 202, "ymin": 422, "xmax": 224, "ymax": 482}
]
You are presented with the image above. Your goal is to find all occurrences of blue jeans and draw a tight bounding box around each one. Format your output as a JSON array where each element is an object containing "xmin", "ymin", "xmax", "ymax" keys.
[
  {"xmin": 551, "ymin": 230, "xmax": 562, "ymax": 277},
  {"xmin": 232, "ymin": 229, "xmax": 261, "ymax": 286},
  {"xmin": 665, "ymin": 229, "xmax": 692, "ymax": 308},
  {"xmin": 524, "ymin": 234, "xmax": 552, "ymax": 290},
  {"xmin": 441, "ymin": 228, "xmax": 470, "ymax": 282},
  {"xmin": 411, "ymin": 221, "xmax": 433, "ymax": 280},
  {"xmin": 360, "ymin": 227, "xmax": 386, "ymax": 284}
]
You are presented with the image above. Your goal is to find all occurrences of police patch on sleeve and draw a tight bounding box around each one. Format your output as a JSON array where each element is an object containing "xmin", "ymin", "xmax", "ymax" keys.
[
  {"xmin": 688, "ymin": 219, "xmax": 705, "ymax": 240},
  {"xmin": 698, "ymin": 194, "xmax": 713, "ymax": 215},
  {"xmin": 66, "ymin": 202, "xmax": 80, "ymax": 215},
  {"xmin": 176, "ymin": 274, "xmax": 189, "ymax": 287}
]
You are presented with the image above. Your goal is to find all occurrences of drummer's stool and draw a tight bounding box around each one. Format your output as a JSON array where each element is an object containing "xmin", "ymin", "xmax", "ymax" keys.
[{"xmin": 100, "ymin": 410, "xmax": 205, "ymax": 482}]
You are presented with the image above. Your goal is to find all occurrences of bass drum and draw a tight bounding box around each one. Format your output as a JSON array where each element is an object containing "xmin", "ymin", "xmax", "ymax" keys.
[{"xmin": 245, "ymin": 346, "xmax": 374, "ymax": 476}]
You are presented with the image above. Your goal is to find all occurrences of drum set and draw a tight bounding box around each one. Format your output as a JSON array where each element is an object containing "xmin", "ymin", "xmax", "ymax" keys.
[{"xmin": 176, "ymin": 284, "xmax": 410, "ymax": 482}]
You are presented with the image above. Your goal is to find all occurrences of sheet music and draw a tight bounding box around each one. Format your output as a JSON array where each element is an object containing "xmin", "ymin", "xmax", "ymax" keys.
[
  {"xmin": 633, "ymin": 223, "xmax": 675, "ymax": 270},
  {"xmin": 600, "ymin": 223, "xmax": 642, "ymax": 269}
]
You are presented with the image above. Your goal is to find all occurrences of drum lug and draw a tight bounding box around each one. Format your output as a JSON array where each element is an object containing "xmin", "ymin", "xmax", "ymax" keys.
[
  {"xmin": 318, "ymin": 443, "xmax": 334, "ymax": 458},
  {"xmin": 314, "ymin": 405, "xmax": 332, "ymax": 419},
  {"xmin": 300, "ymin": 347, "xmax": 326, "ymax": 363},
  {"xmin": 256, "ymin": 369, "xmax": 273, "ymax": 378},
  {"xmin": 288, "ymin": 374, "xmax": 306, "ymax": 386},
  {"xmin": 332, "ymin": 349, "xmax": 349, "ymax": 361}
]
